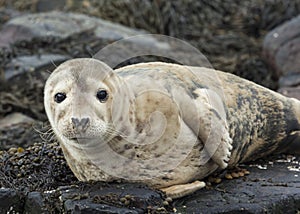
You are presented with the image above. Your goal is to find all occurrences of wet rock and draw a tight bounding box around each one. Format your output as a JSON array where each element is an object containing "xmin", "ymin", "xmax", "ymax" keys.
[
  {"xmin": 24, "ymin": 191, "xmax": 46, "ymax": 214},
  {"xmin": 0, "ymin": 11, "xmax": 145, "ymax": 48},
  {"xmin": 61, "ymin": 183, "xmax": 167, "ymax": 213},
  {"xmin": 176, "ymin": 155, "xmax": 300, "ymax": 213},
  {"xmin": 1, "ymin": 154, "xmax": 299, "ymax": 213}
]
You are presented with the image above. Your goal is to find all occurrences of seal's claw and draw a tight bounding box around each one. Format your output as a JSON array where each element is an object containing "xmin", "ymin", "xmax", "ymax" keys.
[{"xmin": 160, "ymin": 180, "xmax": 206, "ymax": 199}]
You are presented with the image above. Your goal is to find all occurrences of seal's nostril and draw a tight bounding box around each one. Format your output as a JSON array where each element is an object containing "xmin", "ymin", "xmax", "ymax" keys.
[
  {"xmin": 71, "ymin": 117, "xmax": 80, "ymax": 127},
  {"xmin": 81, "ymin": 118, "xmax": 90, "ymax": 129},
  {"xmin": 71, "ymin": 117, "xmax": 90, "ymax": 130}
]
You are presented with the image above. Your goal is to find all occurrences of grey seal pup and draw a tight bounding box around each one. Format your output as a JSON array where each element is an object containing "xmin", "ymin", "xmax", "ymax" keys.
[{"xmin": 44, "ymin": 58, "xmax": 300, "ymax": 199}]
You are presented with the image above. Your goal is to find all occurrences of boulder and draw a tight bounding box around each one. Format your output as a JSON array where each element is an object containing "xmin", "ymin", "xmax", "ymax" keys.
[
  {"xmin": 263, "ymin": 15, "xmax": 300, "ymax": 99},
  {"xmin": 263, "ymin": 15, "xmax": 300, "ymax": 78},
  {"xmin": 0, "ymin": 11, "xmax": 145, "ymax": 48}
]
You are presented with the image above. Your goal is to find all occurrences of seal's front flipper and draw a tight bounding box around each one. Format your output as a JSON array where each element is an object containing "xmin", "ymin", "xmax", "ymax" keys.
[
  {"xmin": 203, "ymin": 116, "xmax": 233, "ymax": 168},
  {"xmin": 160, "ymin": 180, "xmax": 205, "ymax": 199},
  {"xmin": 183, "ymin": 88, "xmax": 233, "ymax": 169}
]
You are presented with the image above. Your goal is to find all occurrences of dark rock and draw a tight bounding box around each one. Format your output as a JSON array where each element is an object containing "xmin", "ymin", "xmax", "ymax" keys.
[
  {"xmin": 36, "ymin": 0, "xmax": 67, "ymax": 12},
  {"xmin": 0, "ymin": 188, "xmax": 25, "ymax": 213},
  {"xmin": 24, "ymin": 191, "xmax": 46, "ymax": 214},
  {"xmin": 275, "ymin": 37, "xmax": 300, "ymax": 76},
  {"xmin": 263, "ymin": 15, "xmax": 300, "ymax": 100},
  {"xmin": 61, "ymin": 182, "xmax": 167, "ymax": 213},
  {"xmin": 0, "ymin": 122, "xmax": 43, "ymax": 150},
  {"xmin": 64, "ymin": 201, "xmax": 138, "ymax": 214},
  {"xmin": 175, "ymin": 155, "xmax": 300, "ymax": 213},
  {"xmin": 263, "ymin": 15, "xmax": 300, "ymax": 78}
]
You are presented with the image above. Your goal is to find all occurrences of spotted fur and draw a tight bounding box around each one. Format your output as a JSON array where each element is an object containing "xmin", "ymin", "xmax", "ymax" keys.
[{"xmin": 44, "ymin": 58, "xmax": 300, "ymax": 198}]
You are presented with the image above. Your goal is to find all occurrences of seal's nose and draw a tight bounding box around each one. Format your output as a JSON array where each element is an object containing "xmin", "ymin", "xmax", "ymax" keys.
[{"xmin": 71, "ymin": 117, "xmax": 90, "ymax": 131}]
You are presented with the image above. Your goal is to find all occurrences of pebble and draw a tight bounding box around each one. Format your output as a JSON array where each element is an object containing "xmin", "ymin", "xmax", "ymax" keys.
[
  {"xmin": 225, "ymin": 173, "xmax": 233, "ymax": 180},
  {"xmin": 162, "ymin": 200, "xmax": 169, "ymax": 206},
  {"xmin": 238, "ymin": 172, "xmax": 245, "ymax": 177},
  {"xmin": 231, "ymin": 172, "xmax": 240, "ymax": 178},
  {"xmin": 8, "ymin": 147, "xmax": 17, "ymax": 154},
  {"xmin": 17, "ymin": 147, "xmax": 24, "ymax": 153},
  {"xmin": 165, "ymin": 197, "xmax": 173, "ymax": 202},
  {"xmin": 120, "ymin": 197, "xmax": 126, "ymax": 203}
]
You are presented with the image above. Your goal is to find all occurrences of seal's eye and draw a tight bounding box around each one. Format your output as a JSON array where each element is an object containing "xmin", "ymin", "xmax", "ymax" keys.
[
  {"xmin": 97, "ymin": 89, "xmax": 108, "ymax": 103},
  {"xmin": 54, "ymin": 93, "xmax": 66, "ymax": 103}
]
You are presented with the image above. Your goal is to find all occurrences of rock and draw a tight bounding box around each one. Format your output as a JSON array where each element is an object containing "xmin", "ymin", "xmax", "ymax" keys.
[
  {"xmin": 0, "ymin": 112, "xmax": 35, "ymax": 129},
  {"xmin": 0, "ymin": 11, "xmax": 145, "ymax": 48},
  {"xmin": 36, "ymin": 0, "xmax": 67, "ymax": 12},
  {"xmin": 0, "ymin": 121, "xmax": 47, "ymax": 150},
  {"xmin": 24, "ymin": 192, "xmax": 46, "ymax": 214},
  {"xmin": 1, "ymin": 155, "xmax": 299, "ymax": 213},
  {"xmin": 263, "ymin": 15, "xmax": 300, "ymax": 78},
  {"xmin": 274, "ymin": 37, "xmax": 300, "ymax": 77},
  {"xmin": 60, "ymin": 182, "xmax": 167, "ymax": 213},
  {"xmin": 0, "ymin": 183, "xmax": 168, "ymax": 213},
  {"xmin": 263, "ymin": 15, "xmax": 300, "ymax": 100},
  {"xmin": 278, "ymin": 86, "xmax": 300, "ymax": 100},
  {"xmin": 0, "ymin": 12, "xmax": 210, "ymax": 68},
  {"xmin": 176, "ymin": 155, "xmax": 300, "ymax": 213},
  {"xmin": 0, "ymin": 188, "xmax": 25, "ymax": 213},
  {"xmin": 0, "ymin": 8, "xmax": 22, "ymax": 26},
  {"xmin": 279, "ymin": 74, "xmax": 300, "ymax": 88},
  {"xmin": 4, "ymin": 54, "xmax": 69, "ymax": 81}
]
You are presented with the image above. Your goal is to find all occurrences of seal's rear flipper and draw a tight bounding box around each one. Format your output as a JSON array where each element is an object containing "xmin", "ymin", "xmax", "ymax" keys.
[{"xmin": 160, "ymin": 180, "xmax": 205, "ymax": 199}]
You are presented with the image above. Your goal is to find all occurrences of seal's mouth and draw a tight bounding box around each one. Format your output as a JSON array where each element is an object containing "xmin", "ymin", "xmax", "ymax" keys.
[
  {"xmin": 69, "ymin": 136, "xmax": 95, "ymax": 141},
  {"xmin": 65, "ymin": 132, "xmax": 94, "ymax": 140}
]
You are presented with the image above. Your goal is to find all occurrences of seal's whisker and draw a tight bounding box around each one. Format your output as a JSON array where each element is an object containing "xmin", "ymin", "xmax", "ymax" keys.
[
  {"xmin": 32, "ymin": 124, "xmax": 56, "ymax": 142},
  {"xmin": 40, "ymin": 130, "xmax": 56, "ymax": 142},
  {"xmin": 105, "ymin": 125, "xmax": 127, "ymax": 137},
  {"xmin": 45, "ymin": 69, "xmax": 52, "ymax": 74},
  {"xmin": 50, "ymin": 59, "xmax": 58, "ymax": 68}
]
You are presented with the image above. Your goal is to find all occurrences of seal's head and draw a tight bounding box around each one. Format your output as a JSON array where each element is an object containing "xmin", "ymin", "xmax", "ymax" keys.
[{"xmin": 44, "ymin": 58, "xmax": 126, "ymax": 144}]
